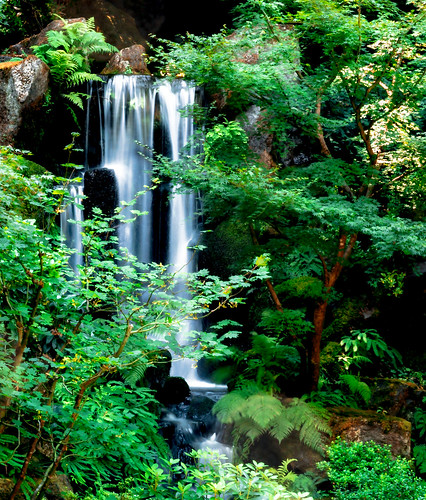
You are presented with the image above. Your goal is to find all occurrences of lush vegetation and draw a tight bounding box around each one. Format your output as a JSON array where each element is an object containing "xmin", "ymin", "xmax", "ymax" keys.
[
  {"xmin": 318, "ymin": 439, "xmax": 426, "ymax": 499},
  {"xmin": 1, "ymin": 0, "xmax": 426, "ymax": 497},
  {"xmin": 0, "ymin": 0, "xmax": 53, "ymax": 46}
]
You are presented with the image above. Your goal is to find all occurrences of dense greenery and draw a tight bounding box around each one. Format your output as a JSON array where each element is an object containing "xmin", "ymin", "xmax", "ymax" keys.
[
  {"xmin": 2, "ymin": 0, "xmax": 426, "ymax": 496},
  {"xmin": 32, "ymin": 17, "xmax": 117, "ymax": 109},
  {"xmin": 0, "ymin": 146, "xmax": 268, "ymax": 498},
  {"xmin": 318, "ymin": 439, "xmax": 426, "ymax": 499},
  {"xmin": 150, "ymin": 0, "xmax": 426, "ymax": 392},
  {"xmin": 0, "ymin": 0, "xmax": 53, "ymax": 46}
]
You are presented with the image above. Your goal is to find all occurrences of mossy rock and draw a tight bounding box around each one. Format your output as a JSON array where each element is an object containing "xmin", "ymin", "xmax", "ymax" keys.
[
  {"xmin": 157, "ymin": 376, "xmax": 190, "ymax": 405},
  {"xmin": 329, "ymin": 407, "xmax": 412, "ymax": 458},
  {"xmin": 368, "ymin": 377, "xmax": 425, "ymax": 418}
]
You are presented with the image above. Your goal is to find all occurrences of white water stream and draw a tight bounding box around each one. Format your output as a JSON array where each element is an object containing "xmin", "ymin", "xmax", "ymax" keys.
[{"xmin": 62, "ymin": 75, "xmax": 230, "ymax": 457}]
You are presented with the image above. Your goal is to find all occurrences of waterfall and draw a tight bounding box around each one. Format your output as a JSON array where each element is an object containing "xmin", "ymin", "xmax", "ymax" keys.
[
  {"xmin": 101, "ymin": 75, "xmax": 155, "ymax": 263},
  {"xmin": 60, "ymin": 184, "xmax": 84, "ymax": 271},
  {"xmin": 61, "ymin": 74, "xmax": 230, "ymax": 459}
]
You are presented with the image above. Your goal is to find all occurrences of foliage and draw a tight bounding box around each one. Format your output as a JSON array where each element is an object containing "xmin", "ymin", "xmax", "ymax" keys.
[
  {"xmin": 213, "ymin": 383, "xmax": 331, "ymax": 459},
  {"xmin": 0, "ymin": 0, "xmax": 53, "ymax": 44},
  {"xmin": 229, "ymin": 331, "xmax": 301, "ymax": 391},
  {"xmin": 309, "ymin": 329, "xmax": 404, "ymax": 408},
  {"xmin": 318, "ymin": 438, "xmax": 426, "ymax": 500},
  {"xmin": 76, "ymin": 449, "xmax": 315, "ymax": 499},
  {"xmin": 0, "ymin": 146, "xmax": 267, "ymax": 498},
  {"xmin": 149, "ymin": 0, "xmax": 426, "ymax": 392},
  {"xmin": 412, "ymin": 397, "xmax": 426, "ymax": 476},
  {"xmin": 32, "ymin": 17, "xmax": 117, "ymax": 108},
  {"xmin": 339, "ymin": 329, "xmax": 402, "ymax": 371}
]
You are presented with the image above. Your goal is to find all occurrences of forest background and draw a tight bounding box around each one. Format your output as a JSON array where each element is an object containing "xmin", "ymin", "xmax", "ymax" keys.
[{"xmin": 1, "ymin": 0, "xmax": 426, "ymax": 498}]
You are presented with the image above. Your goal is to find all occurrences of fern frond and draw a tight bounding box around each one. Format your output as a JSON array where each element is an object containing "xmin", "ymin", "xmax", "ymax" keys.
[
  {"xmin": 286, "ymin": 398, "xmax": 330, "ymax": 453},
  {"xmin": 340, "ymin": 374, "xmax": 372, "ymax": 404},
  {"xmin": 243, "ymin": 392, "xmax": 284, "ymax": 428},
  {"xmin": 213, "ymin": 390, "xmax": 248, "ymax": 424},
  {"xmin": 46, "ymin": 29, "xmax": 70, "ymax": 51},
  {"xmin": 232, "ymin": 416, "xmax": 264, "ymax": 443},
  {"xmin": 122, "ymin": 359, "xmax": 148, "ymax": 387},
  {"xmin": 268, "ymin": 413, "xmax": 294, "ymax": 442},
  {"xmin": 275, "ymin": 458, "xmax": 298, "ymax": 486},
  {"xmin": 68, "ymin": 71, "xmax": 102, "ymax": 87},
  {"xmin": 62, "ymin": 91, "xmax": 89, "ymax": 110}
]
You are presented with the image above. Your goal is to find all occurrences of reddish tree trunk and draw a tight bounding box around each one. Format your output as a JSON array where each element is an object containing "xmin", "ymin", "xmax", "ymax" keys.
[{"xmin": 310, "ymin": 300, "xmax": 328, "ymax": 392}]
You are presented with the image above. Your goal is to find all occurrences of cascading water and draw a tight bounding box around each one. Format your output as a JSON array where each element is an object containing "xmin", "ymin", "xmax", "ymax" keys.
[
  {"xmin": 60, "ymin": 184, "xmax": 84, "ymax": 271},
  {"xmin": 101, "ymin": 75, "xmax": 156, "ymax": 263},
  {"xmin": 62, "ymin": 75, "xmax": 231, "ymax": 459}
]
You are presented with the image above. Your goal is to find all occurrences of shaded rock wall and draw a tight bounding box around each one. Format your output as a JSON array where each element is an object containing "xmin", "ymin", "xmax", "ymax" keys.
[{"xmin": 0, "ymin": 56, "xmax": 49, "ymax": 145}]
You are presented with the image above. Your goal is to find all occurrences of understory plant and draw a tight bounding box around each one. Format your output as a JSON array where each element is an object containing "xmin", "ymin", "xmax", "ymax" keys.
[
  {"xmin": 32, "ymin": 17, "xmax": 117, "ymax": 109},
  {"xmin": 318, "ymin": 438, "xmax": 426, "ymax": 500},
  {"xmin": 213, "ymin": 383, "xmax": 331, "ymax": 460},
  {"xmin": 310, "ymin": 328, "xmax": 404, "ymax": 408},
  {"xmin": 80, "ymin": 449, "xmax": 315, "ymax": 500},
  {"xmin": 0, "ymin": 146, "xmax": 268, "ymax": 498}
]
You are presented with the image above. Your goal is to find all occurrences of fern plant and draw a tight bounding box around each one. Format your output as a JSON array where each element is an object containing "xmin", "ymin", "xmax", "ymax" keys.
[
  {"xmin": 32, "ymin": 17, "xmax": 117, "ymax": 108},
  {"xmin": 213, "ymin": 383, "xmax": 331, "ymax": 460},
  {"xmin": 339, "ymin": 374, "xmax": 372, "ymax": 405}
]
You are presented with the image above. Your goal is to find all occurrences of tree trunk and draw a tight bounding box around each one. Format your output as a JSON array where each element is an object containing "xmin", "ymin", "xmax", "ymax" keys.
[{"xmin": 310, "ymin": 300, "xmax": 328, "ymax": 392}]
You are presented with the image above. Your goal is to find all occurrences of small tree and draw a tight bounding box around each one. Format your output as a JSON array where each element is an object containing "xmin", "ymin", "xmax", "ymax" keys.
[
  {"xmin": 0, "ymin": 146, "xmax": 267, "ymax": 498},
  {"xmin": 149, "ymin": 0, "xmax": 426, "ymax": 391}
]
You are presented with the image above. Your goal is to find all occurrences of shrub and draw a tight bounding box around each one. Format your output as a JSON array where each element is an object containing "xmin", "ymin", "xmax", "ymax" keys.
[{"xmin": 318, "ymin": 438, "xmax": 426, "ymax": 500}]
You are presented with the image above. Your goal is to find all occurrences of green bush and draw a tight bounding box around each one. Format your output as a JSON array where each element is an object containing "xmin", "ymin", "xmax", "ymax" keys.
[
  {"xmin": 78, "ymin": 449, "xmax": 315, "ymax": 499},
  {"xmin": 318, "ymin": 438, "xmax": 426, "ymax": 500}
]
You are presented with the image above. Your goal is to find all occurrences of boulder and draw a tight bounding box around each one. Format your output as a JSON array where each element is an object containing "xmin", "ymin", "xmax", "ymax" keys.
[
  {"xmin": 7, "ymin": 18, "xmax": 86, "ymax": 56},
  {"xmin": 238, "ymin": 105, "xmax": 275, "ymax": 168},
  {"xmin": 242, "ymin": 405, "xmax": 412, "ymax": 474},
  {"xmin": 0, "ymin": 56, "xmax": 49, "ymax": 145},
  {"xmin": 58, "ymin": 0, "xmax": 147, "ymax": 51},
  {"xmin": 157, "ymin": 376, "xmax": 190, "ymax": 405},
  {"xmin": 45, "ymin": 474, "xmax": 74, "ymax": 499},
  {"xmin": 101, "ymin": 45, "xmax": 151, "ymax": 75},
  {"xmin": 0, "ymin": 478, "xmax": 24, "ymax": 499},
  {"xmin": 83, "ymin": 167, "xmax": 118, "ymax": 219},
  {"xmin": 329, "ymin": 407, "xmax": 412, "ymax": 458},
  {"xmin": 368, "ymin": 377, "xmax": 425, "ymax": 418}
]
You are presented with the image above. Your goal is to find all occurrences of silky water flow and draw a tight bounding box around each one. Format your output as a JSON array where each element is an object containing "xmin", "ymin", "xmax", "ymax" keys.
[{"xmin": 61, "ymin": 75, "xmax": 232, "ymax": 462}]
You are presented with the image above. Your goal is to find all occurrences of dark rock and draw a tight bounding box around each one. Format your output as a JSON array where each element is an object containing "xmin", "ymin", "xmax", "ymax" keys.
[
  {"xmin": 58, "ymin": 0, "xmax": 147, "ymax": 51},
  {"xmin": 187, "ymin": 395, "xmax": 216, "ymax": 436},
  {"xmin": 329, "ymin": 407, "xmax": 412, "ymax": 458},
  {"xmin": 101, "ymin": 45, "xmax": 150, "ymax": 75},
  {"xmin": 238, "ymin": 105, "xmax": 275, "ymax": 168},
  {"xmin": 7, "ymin": 19, "xmax": 86, "ymax": 56},
  {"xmin": 247, "ymin": 431, "xmax": 325, "ymax": 473},
  {"xmin": 145, "ymin": 349, "xmax": 172, "ymax": 391},
  {"xmin": 158, "ymin": 376, "xmax": 190, "ymax": 405},
  {"xmin": 368, "ymin": 377, "xmax": 426, "ymax": 418},
  {"xmin": 83, "ymin": 167, "xmax": 118, "ymax": 219},
  {"xmin": 0, "ymin": 478, "xmax": 24, "ymax": 499},
  {"xmin": 45, "ymin": 474, "xmax": 74, "ymax": 499},
  {"xmin": 0, "ymin": 55, "xmax": 49, "ymax": 145}
]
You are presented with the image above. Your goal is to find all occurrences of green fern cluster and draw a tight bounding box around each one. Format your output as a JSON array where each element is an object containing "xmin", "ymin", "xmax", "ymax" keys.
[
  {"xmin": 32, "ymin": 17, "xmax": 117, "ymax": 108},
  {"xmin": 213, "ymin": 384, "xmax": 331, "ymax": 459}
]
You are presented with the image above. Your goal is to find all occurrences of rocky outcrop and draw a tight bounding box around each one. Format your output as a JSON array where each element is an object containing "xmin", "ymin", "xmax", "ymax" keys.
[
  {"xmin": 101, "ymin": 44, "xmax": 150, "ymax": 75},
  {"xmin": 368, "ymin": 377, "xmax": 425, "ymax": 418},
  {"xmin": 239, "ymin": 105, "xmax": 275, "ymax": 168},
  {"xmin": 0, "ymin": 56, "xmax": 49, "ymax": 145},
  {"xmin": 329, "ymin": 407, "xmax": 412, "ymax": 458},
  {"xmin": 58, "ymin": 0, "xmax": 148, "ymax": 51},
  {"xmin": 243, "ymin": 405, "xmax": 412, "ymax": 474},
  {"xmin": 7, "ymin": 18, "xmax": 86, "ymax": 56}
]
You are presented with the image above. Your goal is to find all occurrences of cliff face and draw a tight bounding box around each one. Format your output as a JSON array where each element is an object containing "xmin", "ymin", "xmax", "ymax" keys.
[
  {"xmin": 57, "ymin": 0, "xmax": 234, "ymax": 48},
  {"xmin": 0, "ymin": 56, "xmax": 49, "ymax": 145}
]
